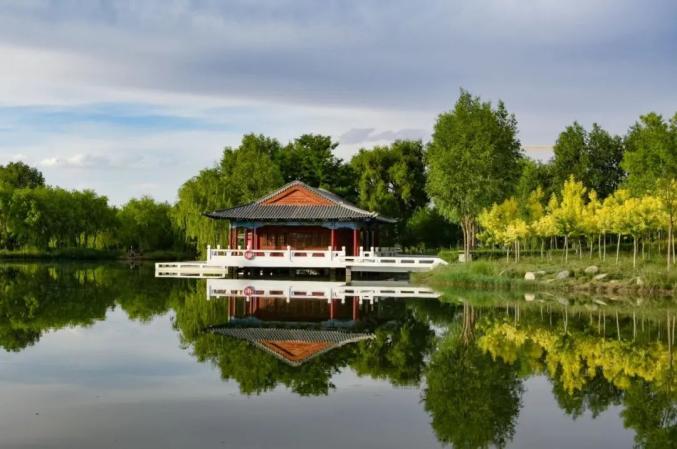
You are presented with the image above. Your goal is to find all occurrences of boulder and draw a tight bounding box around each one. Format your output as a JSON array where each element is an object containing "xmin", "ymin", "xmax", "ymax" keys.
[
  {"xmin": 636, "ymin": 277, "xmax": 645, "ymax": 287},
  {"xmin": 556, "ymin": 270, "xmax": 570, "ymax": 280},
  {"xmin": 593, "ymin": 273, "xmax": 608, "ymax": 281},
  {"xmin": 584, "ymin": 265, "xmax": 599, "ymax": 274},
  {"xmin": 524, "ymin": 272, "xmax": 536, "ymax": 281},
  {"xmin": 524, "ymin": 293, "xmax": 536, "ymax": 302}
]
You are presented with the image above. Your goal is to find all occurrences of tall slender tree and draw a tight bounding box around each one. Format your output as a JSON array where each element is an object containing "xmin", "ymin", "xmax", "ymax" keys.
[{"xmin": 426, "ymin": 90, "xmax": 522, "ymax": 261}]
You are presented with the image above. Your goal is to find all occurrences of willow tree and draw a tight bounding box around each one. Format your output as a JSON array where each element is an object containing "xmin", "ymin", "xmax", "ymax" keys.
[
  {"xmin": 426, "ymin": 90, "xmax": 522, "ymax": 261},
  {"xmin": 172, "ymin": 134, "xmax": 284, "ymax": 256}
]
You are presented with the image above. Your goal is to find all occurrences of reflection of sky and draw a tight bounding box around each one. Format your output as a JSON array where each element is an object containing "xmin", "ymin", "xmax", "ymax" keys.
[{"xmin": 0, "ymin": 307, "xmax": 634, "ymax": 449}]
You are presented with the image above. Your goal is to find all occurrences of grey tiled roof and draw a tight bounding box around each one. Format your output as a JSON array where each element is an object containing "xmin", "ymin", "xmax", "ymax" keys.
[
  {"xmin": 204, "ymin": 180, "xmax": 396, "ymax": 223},
  {"xmin": 210, "ymin": 327, "xmax": 374, "ymax": 366}
]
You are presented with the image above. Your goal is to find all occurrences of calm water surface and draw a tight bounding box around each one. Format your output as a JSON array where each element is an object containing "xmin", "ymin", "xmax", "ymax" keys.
[{"xmin": 0, "ymin": 263, "xmax": 674, "ymax": 449}]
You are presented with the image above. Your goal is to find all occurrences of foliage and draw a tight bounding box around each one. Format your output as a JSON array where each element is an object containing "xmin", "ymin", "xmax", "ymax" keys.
[
  {"xmin": 426, "ymin": 89, "xmax": 523, "ymax": 260},
  {"xmin": 275, "ymin": 134, "xmax": 357, "ymax": 201},
  {"xmin": 172, "ymin": 134, "xmax": 284, "ymax": 255},
  {"xmin": 423, "ymin": 334, "xmax": 523, "ymax": 449},
  {"xmin": 117, "ymin": 196, "xmax": 180, "ymax": 251},
  {"xmin": 351, "ymin": 139, "xmax": 428, "ymax": 242},
  {"xmin": 552, "ymin": 122, "xmax": 625, "ymax": 198}
]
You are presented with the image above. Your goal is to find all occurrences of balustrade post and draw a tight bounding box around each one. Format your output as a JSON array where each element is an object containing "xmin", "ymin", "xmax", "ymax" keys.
[{"xmin": 287, "ymin": 245, "xmax": 292, "ymax": 261}]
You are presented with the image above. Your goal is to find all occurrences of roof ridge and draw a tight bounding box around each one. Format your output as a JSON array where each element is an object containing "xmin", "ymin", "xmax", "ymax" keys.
[{"xmin": 255, "ymin": 180, "xmax": 332, "ymax": 205}]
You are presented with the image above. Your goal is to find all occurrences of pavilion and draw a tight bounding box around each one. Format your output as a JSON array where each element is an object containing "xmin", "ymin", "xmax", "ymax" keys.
[
  {"xmin": 204, "ymin": 180, "xmax": 395, "ymax": 256},
  {"xmin": 155, "ymin": 181, "xmax": 447, "ymax": 277}
]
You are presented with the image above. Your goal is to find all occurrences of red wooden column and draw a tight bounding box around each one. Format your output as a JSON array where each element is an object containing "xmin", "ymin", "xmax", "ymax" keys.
[
  {"xmin": 352, "ymin": 297, "xmax": 359, "ymax": 320},
  {"xmin": 329, "ymin": 299, "xmax": 336, "ymax": 320},
  {"xmin": 330, "ymin": 228, "xmax": 336, "ymax": 250},
  {"xmin": 252, "ymin": 227, "xmax": 258, "ymax": 250},
  {"xmin": 353, "ymin": 228, "xmax": 360, "ymax": 256}
]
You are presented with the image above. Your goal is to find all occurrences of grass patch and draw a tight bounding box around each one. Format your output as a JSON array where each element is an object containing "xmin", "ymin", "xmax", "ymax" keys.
[{"xmin": 417, "ymin": 252, "xmax": 677, "ymax": 296}]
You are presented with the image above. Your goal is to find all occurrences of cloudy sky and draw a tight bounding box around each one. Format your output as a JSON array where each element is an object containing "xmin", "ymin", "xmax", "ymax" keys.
[{"xmin": 1, "ymin": 0, "xmax": 675, "ymax": 204}]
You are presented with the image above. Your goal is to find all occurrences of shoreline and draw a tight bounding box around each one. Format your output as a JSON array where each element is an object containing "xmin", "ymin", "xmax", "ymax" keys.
[
  {"xmin": 416, "ymin": 256, "xmax": 677, "ymax": 298},
  {"xmin": 0, "ymin": 248, "xmax": 193, "ymax": 262}
]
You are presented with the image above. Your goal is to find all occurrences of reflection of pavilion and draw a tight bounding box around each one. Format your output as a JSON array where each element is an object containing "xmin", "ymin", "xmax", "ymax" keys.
[
  {"xmin": 211, "ymin": 328, "xmax": 373, "ymax": 366},
  {"xmin": 207, "ymin": 279, "xmax": 439, "ymax": 366}
]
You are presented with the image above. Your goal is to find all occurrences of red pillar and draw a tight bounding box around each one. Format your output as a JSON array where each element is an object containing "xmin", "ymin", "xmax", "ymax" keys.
[
  {"xmin": 253, "ymin": 227, "xmax": 258, "ymax": 250},
  {"xmin": 352, "ymin": 297, "xmax": 359, "ymax": 320},
  {"xmin": 330, "ymin": 228, "xmax": 336, "ymax": 250},
  {"xmin": 353, "ymin": 228, "xmax": 360, "ymax": 256},
  {"xmin": 329, "ymin": 299, "xmax": 336, "ymax": 320}
]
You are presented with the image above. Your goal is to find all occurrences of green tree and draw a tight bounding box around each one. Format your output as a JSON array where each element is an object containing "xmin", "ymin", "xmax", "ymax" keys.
[
  {"xmin": 172, "ymin": 134, "xmax": 284, "ymax": 255},
  {"xmin": 515, "ymin": 158, "xmax": 554, "ymax": 201},
  {"xmin": 0, "ymin": 161, "xmax": 45, "ymax": 189},
  {"xmin": 551, "ymin": 123, "xmax": 625, "ymax": 198},
  {"xmin": 426, "ymin": 90, "xmax": 522, "ymax": 261},
  {"xmin": 622, "ymin": 112, "xmax": 677, "ymax": 269},
  {"xmin": 351, "ymin": 140, "xmax": 428, "ymax": 243},
  {"xmin": 118, "ymin": 196, "xmax": 177, "ymax": 251},
  {"xmin": 587, "ymin": 123, "xmax": 625, "ymax": 198},
  {"xmin": 275, "ymin": 134, "xmax": 356, "ymax": 201}
]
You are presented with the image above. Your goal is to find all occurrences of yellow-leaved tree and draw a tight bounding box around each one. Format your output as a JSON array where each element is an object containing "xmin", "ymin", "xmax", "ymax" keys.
[{"xmin": 551, "ymin": 176, "xmax": 587, "ymax": 262}]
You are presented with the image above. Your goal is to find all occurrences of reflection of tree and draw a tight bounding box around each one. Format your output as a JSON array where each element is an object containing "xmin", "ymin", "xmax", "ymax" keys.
[
  {"xmin": 191, "ymin": 332, "xmax": 354, "ymax": 396},
  {"xmin": 423, "ymin": 330, "xmax": 523, "ymax": 449},
  {"xmin": 0, "ymin": 264, "xmax": 186, "ymax": 351},
  {"xmin": 351, "ymin": 313, "xmax": 434, "ymax": 386},
  {"xmin": 172, "ymin": 287, "xmax": 355, "ymax": 396},
  {"xmin": 622, "ymin": 377, "xmax": 676, "ymax": 449},
  {"xmin": 0, "ymin": 265, "xmax": 114, "ymax": 350},
  {"xmin": 551, "ymin": 369, "xmax": 623, "ymax": 419}
]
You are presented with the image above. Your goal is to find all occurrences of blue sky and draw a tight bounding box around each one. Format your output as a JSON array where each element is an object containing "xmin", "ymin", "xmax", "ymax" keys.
[{"xmin": 0, "ymin": 0, "xmax": 675, "ymax": 204}]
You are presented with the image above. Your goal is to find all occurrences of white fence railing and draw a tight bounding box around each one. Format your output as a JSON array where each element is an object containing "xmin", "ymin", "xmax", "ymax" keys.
[
  {"xmin": 206, "ymin": 279, "xmax": 440, "ymax": 301},
  {"xmin": 204, "ymin": 245, "xmax": 446, "ymax": 271}
]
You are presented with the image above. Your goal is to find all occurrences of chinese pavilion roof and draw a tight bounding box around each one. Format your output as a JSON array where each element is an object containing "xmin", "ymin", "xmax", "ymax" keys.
[
  {"xmin": 210, "ymin": 327, "xmax": 373, "ymax": 366},
  {"xmin": 204, "ymin": 180, "xmax": 395, "ymax": 223}
]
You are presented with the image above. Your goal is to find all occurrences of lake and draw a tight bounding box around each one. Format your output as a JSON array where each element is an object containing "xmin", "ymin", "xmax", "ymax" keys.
[{"xmin": 0, "ymin": 263, "xmax": 674, "ymax": 449}]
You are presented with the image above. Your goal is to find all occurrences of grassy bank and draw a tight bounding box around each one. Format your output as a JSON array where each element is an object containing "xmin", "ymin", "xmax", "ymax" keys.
[
  {"xmin": 0, "ymin": 248, "xmax": 192, "ymax": 261},
  {"xmin": 417, "ymin": 254, "xmax": 677, "ymax": 296}
]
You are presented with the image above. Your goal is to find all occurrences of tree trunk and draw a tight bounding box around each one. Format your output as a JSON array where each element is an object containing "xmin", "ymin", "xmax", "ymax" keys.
[
  {"xmin": 633, "ymin": 236, "xmax": 638, "ymax": 269},
  {"xmin": 597, "ymin": 234, "xmax": 602, "ymax": 260},
  {"xmin": 564, "ymin": 235, "xmax": 569, "ymax": 263},
  {"xmin": 668, "ymin": 217, "xmax": 674, "ymax": 271},
  {"xmin": 616, "ymin": 233, "xmax": 621, "ymax": 265},
  {"xmin": 603, "ymin": 232, "xmax": 607, "ymax": 261},
  {"xmin": 460, "ymin": 216, "xmax": 473, "ymax": 263}
]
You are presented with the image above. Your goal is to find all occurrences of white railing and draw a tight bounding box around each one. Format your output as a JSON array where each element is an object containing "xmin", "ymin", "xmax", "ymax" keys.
[
  {"xmin": 206, "ymin": 279, "xmax": 440, "ymax": 301},
  {"xmin": 205, "ymin": 245, "xmax": 447, "ymax": 271},
  {"xmin": 207, "ymin": 245, "xmax": 347, "ymax": 268}
]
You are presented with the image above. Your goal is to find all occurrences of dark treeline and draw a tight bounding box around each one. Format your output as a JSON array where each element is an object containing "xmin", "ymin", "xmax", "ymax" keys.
[
  {"xmin": 0, "ymin": 161, "xmax": 186, "ymax": 255},
  {"xmin": 2, "ymin": 89, "xmax": 675, "ymax": 258}
]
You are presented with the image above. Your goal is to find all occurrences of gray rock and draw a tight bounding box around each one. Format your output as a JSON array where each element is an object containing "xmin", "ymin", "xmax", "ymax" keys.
[
  {"xmin": 593, "ymin": 273, "xmax": 608, "ymax": 281},
  {"xmin": 524, "ymin": 272, "xmax": 536, "ymax": 281},
  {"xmin": 584, "ymin": 265, "xmax": 599, "ymax": 274},
  {"xmin": 636, "ymin": 277, "xmax": 644, "ymax": 286},
  {"xmin": 556, "ymin": 270, "xmax": 570, "ymax": 280},
  {"xmin": 524, "ymin": 293, "xmax": 536, "ymax": 302}
]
